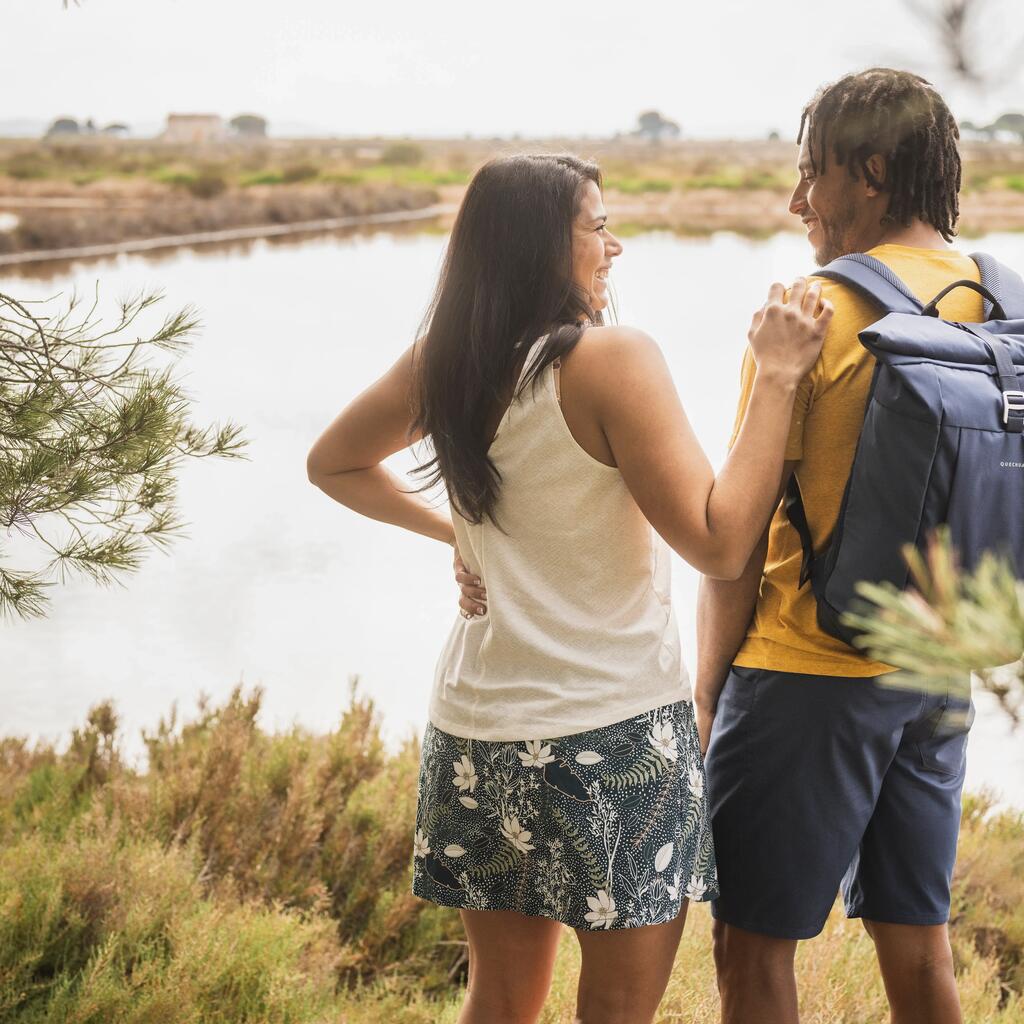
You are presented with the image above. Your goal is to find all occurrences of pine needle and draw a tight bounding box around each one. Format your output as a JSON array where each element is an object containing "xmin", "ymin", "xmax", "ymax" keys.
[
  {"xmin": 0, "ymin": 289, "xmax": 246, "ymax": 619},
  {"xmin": 844, "ymin": 529, "xmax": 1024, "ymax": 723}
]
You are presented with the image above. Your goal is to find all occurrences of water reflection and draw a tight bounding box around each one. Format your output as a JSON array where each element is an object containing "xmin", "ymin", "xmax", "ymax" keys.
[{"xmin": 1, "ymin": 227, "xmax": 1020, "ymax": 804}]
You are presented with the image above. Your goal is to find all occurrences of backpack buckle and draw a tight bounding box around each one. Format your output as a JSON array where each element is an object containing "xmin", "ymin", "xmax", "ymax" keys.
[{"xmin": 1003, "ymin": 390, "xmax": 1024, "ymax": 427}]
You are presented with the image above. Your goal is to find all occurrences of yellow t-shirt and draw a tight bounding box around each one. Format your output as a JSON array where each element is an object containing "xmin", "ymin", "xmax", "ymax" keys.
[{"xmin": 731, "ymin": 243, "xmax": 985, "ymax": 677}]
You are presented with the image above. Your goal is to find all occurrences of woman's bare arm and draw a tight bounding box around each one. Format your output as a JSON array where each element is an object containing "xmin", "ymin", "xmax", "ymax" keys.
[
  {"xmin": 306, "ymin": 342, "xmax": 455, "ymax": 546},
  {"xmin": 590, "ymin": 283, "xmax": 829, "ymax": 579}
]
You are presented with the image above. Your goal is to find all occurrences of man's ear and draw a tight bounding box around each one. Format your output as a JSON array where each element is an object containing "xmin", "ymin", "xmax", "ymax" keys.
[{"xmin": 863, "ymin": 153, "xmax": 886, "ymax": 196}]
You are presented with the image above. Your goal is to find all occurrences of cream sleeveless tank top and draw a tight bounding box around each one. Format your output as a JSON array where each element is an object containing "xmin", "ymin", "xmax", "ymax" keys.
[{"xmin": 429, "ymin": 335, "xmax": 691, "ymax": 740}]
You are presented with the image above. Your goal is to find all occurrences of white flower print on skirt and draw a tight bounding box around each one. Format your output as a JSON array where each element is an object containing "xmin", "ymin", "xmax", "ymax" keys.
[{"xmin": 412, "ymin": 700, "xmax": 718, "ymax": 930}]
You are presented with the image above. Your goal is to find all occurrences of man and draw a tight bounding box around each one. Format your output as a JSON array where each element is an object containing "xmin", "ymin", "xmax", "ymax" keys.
[{"xmin": 696, "ymin": 68, "xmax": 978, "ymax": 1024}]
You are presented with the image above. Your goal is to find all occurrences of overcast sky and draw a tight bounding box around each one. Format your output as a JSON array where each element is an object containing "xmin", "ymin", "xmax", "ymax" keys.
[{"xmin": 8, "ymin": 0, "xmax": 1021, "ymax": 137}]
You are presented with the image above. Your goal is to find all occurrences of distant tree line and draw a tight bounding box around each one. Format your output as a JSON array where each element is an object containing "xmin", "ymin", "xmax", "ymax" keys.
[
  {"xmin": 43, "ymin": 114, "xmax": 268, "ymax": 141},
  {"xmin": 229, "ymin": 114, "xmax": 267, "ymax": 138},
  {"xmin": 961, "ymin": 112, "xmax": 1024, "ymax": 141},
  {"xmin": 631, "ymin": 110, "xmax": 681, "ymax": 143},
  {"xmin": 46, "ymin": 117, "xmax": 129, "ymax": 138}
]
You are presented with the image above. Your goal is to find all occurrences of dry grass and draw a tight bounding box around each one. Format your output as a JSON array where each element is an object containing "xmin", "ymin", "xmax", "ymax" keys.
[
  {"xmin": 0, "ymin": 687, "xmax": 1022, "ymax": 1022},
  {"xmin": 2, "ymin": 136, "xmax": 1021, "ymax": 194}
]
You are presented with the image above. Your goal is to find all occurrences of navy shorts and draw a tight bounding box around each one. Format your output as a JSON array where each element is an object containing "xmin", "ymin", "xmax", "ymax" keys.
[{"xmin": 705, "ymin": 666, "xmax": 973, "ymax": 940}]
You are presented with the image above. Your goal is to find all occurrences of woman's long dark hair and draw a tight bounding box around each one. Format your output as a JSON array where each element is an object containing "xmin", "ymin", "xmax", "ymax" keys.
[{"xmin": 409, "ymin": 153, "xmax": 604, "ymax": 525}]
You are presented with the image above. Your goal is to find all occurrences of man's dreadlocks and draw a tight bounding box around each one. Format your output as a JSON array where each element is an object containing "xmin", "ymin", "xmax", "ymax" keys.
[{"xmin": 798, "ymin": 68, "xmax": 962, "ymax": 241}]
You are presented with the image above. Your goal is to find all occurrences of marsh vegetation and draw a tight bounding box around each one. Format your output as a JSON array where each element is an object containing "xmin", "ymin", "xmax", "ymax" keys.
[{"xmin": 3, "ymin": 136, "xmax": 1024, "ymax": 257}]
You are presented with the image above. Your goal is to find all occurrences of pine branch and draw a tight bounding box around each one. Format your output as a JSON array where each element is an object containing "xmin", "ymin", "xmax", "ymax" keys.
[
  {"xmin": 844, "ymin": 528, "xmax": 1024, "ymax": 725},
  {"xmin": 0, "ymin": 289, "xmax": 247, "ymax": 619},
  {"xmin": 0, "ymin": 568, "xmax": 51, "ymax": 620}
]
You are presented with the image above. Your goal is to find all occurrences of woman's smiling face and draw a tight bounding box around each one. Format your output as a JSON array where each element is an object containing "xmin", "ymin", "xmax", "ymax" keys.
[{"xmin": 571, "ymin": 179, "xmax": 622, "ymax": 314}]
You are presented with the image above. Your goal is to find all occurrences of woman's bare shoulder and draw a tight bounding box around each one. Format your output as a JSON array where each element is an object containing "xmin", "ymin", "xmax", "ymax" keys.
[
  {"xmin": 571, "ymin": 325, "xmax": 668, "ymax": 385},
  {"xmin": 578, "ymin": 323, "xmax": 658, "ymax": 350}
]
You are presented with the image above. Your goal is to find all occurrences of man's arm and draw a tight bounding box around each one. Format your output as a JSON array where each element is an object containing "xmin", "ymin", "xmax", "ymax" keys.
[{"xmin": 694, "ymin": 463, "xmax": 796, "ymax": 752}]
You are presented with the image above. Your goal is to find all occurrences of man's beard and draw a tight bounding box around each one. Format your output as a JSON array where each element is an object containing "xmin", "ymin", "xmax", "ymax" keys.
[{"xmin": 813, "ymin": 207, "xmax": 858, "ymax": 266}]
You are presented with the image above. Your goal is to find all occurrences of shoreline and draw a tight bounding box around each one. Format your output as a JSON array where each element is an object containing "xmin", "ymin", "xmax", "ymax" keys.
[
  {"xmin": 4, "ymin": 135, "xmax": 1024, "ymax": 264},
  {"xmin": 0, "ymin": 178, "xmax": 439, "ymax": 263},
  {"xmin": 4, "ymin": 183, "xmax": 1024, "ymax": 271},
  {"xmin": 0, "ymin": 203, "xmax": 453, "ymax": 266}
]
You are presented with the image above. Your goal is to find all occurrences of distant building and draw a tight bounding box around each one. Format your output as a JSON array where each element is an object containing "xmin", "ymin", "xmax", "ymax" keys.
[{"xmin": 162, "ymin": 114, "xmax": 226, "ymax": 144}]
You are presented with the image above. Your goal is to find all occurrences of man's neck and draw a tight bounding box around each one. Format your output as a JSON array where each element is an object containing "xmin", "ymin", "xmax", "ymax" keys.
[{"xmin": 862, "ymin": 217, "xmax": 949, "ymax": 253}]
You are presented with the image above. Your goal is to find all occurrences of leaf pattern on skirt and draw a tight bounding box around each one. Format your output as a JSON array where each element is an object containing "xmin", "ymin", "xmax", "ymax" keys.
[{"xmin": 412, "ymin": 700, "xmax": 718, "ymax": 930}]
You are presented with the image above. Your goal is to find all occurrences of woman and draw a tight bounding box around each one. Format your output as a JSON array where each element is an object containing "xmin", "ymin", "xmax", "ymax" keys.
[{"xmin": 307, "ymin": 153, "xmax": 831, "ymax": 1024}]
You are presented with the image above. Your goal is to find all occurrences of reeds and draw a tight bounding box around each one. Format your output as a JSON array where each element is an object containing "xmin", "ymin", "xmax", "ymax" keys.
[{"xmin": 0, "ymin": 182, "xmax": 437, "ymax": 256}]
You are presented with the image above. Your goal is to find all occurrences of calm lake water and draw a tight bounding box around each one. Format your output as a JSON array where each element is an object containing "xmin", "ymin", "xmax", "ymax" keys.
[{"xmin": 2, "ymin": 225, "xmax": 1022, "ymax": 804}]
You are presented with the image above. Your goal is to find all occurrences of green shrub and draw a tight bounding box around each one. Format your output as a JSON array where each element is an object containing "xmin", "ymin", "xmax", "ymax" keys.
[
  {"xmin": 154, "ymin": 170, "xmax": 196, "ymax": 188},
  {"xmin": 2, "ymin": 690, "xmax": 1022, "ymax": 1021},
  {"xmin": 0, "ymin": 832, "xmax": 342, "ymax": 1022},
  {"xmin": 154, "ymin": 168, "xmax": 228, "ymax": 198},
  {"xmin": 320, "ymin": 172, "xmax": 366, "ymax": 186},
  {"xmin": 281, "ymin": 163, "xmax": 319, "ymax": 184},
  {"xmin": 952, "ymin": 792, "xmax": 1024, "ymax": 995},
  {"xmin": 423, "ymin": 169, "xmax": 470, "ymax": 185},
  {"xmin": 46, "ymin": 143, "xmax": 106, "ymax": 172},
  {"xmin": 379, "ymin": 143, "xmax": 424, "ymax": 166},
  {"xmin": 356, "ymin": 166, "xmax": 467, "ymax": 187},
  {"xmin": 4, "ymin": 153, "xmax": 48, "ymax": 180},
  {"xmin": 240, "ymin": 171, "xmax": 285, "ymax": 186},
  {"xmin": 186, "ymin": 172, "xmax": 228, "ymax": 199},
  {"xmin": 606, "ymin": 177, "xmax": 673, "ymax": 194}
]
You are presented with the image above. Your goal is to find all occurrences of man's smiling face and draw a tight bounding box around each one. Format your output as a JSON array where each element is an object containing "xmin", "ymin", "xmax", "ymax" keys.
[{"xmin": 789, "ymin": 135, "xmax": 862, "ymax": 267}]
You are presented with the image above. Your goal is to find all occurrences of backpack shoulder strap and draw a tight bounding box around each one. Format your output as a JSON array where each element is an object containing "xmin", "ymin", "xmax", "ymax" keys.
[
  {"xmin": 969, "ymin": 252, "xmax": 1024, "ymax": 320},
  {"xmin": 784, "ymin": 474, "xmax": 816, "ymax": 589},
  {"xmin": 815, "ymin": 253, "xmax": 923, "ymax": 315}
]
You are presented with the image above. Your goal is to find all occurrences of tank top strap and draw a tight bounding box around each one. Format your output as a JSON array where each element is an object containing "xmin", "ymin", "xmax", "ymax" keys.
[{"xmin": 514, "ymin": 335, "xmax": 552, "ymax": 390}]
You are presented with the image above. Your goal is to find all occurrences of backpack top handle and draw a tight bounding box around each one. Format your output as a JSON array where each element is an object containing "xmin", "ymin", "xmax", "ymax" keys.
[
  {"xmin": 970, "ymin": 251, "xmax": 1024, "ymax": 320},
  {"xmin": 819, "ymin": 251, "xmax": 1024, "ymax": 321},
  {"xmin": 921, "ymin": 279, "xmax": 1008, "ymax": 321}
]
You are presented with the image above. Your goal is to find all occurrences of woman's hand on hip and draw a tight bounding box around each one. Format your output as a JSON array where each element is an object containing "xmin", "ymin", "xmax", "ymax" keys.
[{"xmin": 454, "ymin": 545, "xmax": 488, "ymax": 619}]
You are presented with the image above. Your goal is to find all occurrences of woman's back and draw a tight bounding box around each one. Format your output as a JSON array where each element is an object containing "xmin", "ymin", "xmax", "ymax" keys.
[{"xmin": 430, "ymin": 335, "xmax": 688, "ymax": 740}]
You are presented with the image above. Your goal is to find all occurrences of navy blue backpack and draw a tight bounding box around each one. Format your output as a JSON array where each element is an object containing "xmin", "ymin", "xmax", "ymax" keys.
[{"xmin": 784, "ymin": 251, "xmax": 1024, "ymax": 647}]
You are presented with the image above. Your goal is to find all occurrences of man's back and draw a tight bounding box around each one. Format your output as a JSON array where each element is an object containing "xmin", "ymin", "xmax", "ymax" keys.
[{"xmin": 731, "ymin": 243, "xmax": 984, "ymax": 676}]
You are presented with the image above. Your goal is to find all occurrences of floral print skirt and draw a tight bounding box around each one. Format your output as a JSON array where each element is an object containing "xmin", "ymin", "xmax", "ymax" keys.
[{"xmin": 412, "ymin": 700, "xmax": 718, "ymax": 930}]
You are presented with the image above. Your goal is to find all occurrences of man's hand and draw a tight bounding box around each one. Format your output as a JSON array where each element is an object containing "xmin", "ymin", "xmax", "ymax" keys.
[
  {"xmin": 695, "ymin": 700, "xmax": 716, "ymax": 756},
  {"xmin": 453, "ymin": 545, "xmax": 488, "ymax": 619}
]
